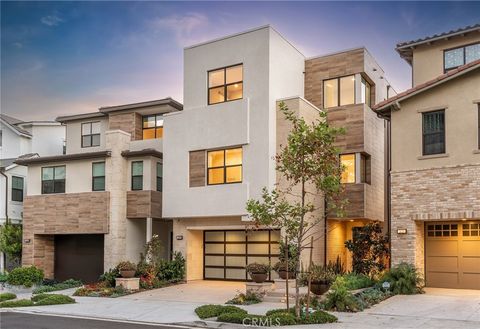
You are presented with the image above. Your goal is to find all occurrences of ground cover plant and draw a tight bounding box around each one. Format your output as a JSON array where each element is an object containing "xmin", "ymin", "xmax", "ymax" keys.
[
  {"xmin": 0, "ymin": 294, "xmax": 75, "ymax": 308},
  {"xmin": 0, "ymin": 292, "xmax": 17, "ymax": 302},
  {"xmin": 381, "ymin": 262, "xmax": 424, "ymax": 294},
  {"xmin": 195, "ymin": 304, "xmax": 246, "ymax": 319},
  {"xmin": 226, "ymin": 291, "xmax": 262, "ymax": 305},
  {"xmin": 33, "ymin": 279, "xmax": 83, "ymax": 294},
  {"xmin": 73, "ymin": 282, "xmax": 129, "ymax": 298},
  {"xmin": 339, "ymin": 272, "xmax": 375, "ymax": 290}
]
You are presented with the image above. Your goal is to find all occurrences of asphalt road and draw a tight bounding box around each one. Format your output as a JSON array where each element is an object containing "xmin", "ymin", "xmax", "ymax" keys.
[{"xmin": 0, "ymin": 312, "xmax": 193, "ymax": 329}]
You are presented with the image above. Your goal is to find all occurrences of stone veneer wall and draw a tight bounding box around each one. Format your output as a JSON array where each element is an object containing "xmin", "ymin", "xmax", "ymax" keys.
[
  {"xmin": 391, "ymin": 163, "xmax": 480, "ymax": 274},
  {"xmin": 108, "ymin": 112, "xmax": 143, "ymax": 141}
]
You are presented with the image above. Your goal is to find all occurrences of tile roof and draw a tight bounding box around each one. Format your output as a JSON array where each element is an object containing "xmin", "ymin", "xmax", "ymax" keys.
[
  {"xmin": 373, "ymin": 59, "xmax": 480, "ymax": 112},
  {"xmin": 0, "ymin": 114, "xmax": 32, "ymax": 136},
  {"xmin": 396, "ymin": 23, "xmax": 480, "ymax": 48}
]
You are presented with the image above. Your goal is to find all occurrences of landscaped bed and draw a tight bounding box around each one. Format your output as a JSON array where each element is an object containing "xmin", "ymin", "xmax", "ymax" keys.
[{"xmin": 0, "ymin": 293, "xmax": 75, "ymax": 308}]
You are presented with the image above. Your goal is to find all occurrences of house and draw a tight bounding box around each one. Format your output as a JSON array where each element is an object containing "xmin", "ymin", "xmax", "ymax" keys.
[{"xmin": 374, "ymin": 24, "xmax": 480, "ymax": 289}]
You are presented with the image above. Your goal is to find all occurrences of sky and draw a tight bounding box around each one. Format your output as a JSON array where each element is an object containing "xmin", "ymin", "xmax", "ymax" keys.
[{"xmin": 1, "ymin": 1, "xmax": 479, "ymax": 121}]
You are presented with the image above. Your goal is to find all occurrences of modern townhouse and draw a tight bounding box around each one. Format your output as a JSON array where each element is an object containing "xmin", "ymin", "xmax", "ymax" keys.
[
  {"xmin": 374, "ymin": 24, "xmax": 480, "ymax": 289},
  {"xmin": 16, "ymin": 99, "xmax": 182, "ymax": 282}
]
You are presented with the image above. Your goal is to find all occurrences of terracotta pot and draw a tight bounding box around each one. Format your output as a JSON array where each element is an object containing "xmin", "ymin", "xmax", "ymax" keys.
[
  {"xmin": 278, "ymin": 270, "xmax": 296, "ymax": 280},
  {"xmin": 250, "ymin": 273, "xmax": 268, "ymax": 283},
  {"xmin": 310, "ymin": 281, "xmax": 331, "ymax": 295},
  {"xmin": 120, "ymin": 270, "xmax": 135, "ymax": 278}
]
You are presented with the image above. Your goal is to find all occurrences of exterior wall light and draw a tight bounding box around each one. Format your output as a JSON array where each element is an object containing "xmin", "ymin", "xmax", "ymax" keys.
[{"xmin": 397, "ymin": 228, "xmax": 407, "ymax": 234}]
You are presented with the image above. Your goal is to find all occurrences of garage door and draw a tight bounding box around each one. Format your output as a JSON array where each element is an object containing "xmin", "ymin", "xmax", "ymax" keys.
[
  {"xmin": 425, "ymin": 221, "xmax": 480, "ymax": 289},
  {"xmin": 55, "ymin": 234, "xmax": 104, "ymax": 283},
  {"xmin": 203, "ymin": 230, "xmax": 280, "ymax": 281}
]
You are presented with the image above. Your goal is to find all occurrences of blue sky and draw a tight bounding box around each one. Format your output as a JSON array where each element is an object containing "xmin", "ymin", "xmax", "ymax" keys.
[{"xmin": 2, "ymin": 1, "xmax": 479, "ymax": 120}]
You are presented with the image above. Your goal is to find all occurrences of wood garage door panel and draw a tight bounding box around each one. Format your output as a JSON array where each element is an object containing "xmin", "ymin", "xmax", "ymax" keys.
[
  {"xmin": 426, "ymin": 240, "xmax": 459, "ymax": 256},
  {"xmin": 462, "ymin": 273, "xmax": 480, "ymax": 290},
  {"xmin": 427, "ymin": 256, "xmax": 458, "ymax": 272},
  {"xmin": 427, "ymin": 272, "xmax": 459, "ymax": 289}
]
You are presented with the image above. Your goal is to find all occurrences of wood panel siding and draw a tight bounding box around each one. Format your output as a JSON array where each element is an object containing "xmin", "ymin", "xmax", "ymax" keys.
[
  {"xmin": 327, "ymin": 104, "xmax": 365, "ymax": 152},
  {"xmin": 329, "ymin": 184, "xmax": 365, "ymax": 219},
  {"xmin": 126, "ymin": 190, "xmax": 162, "ymax": 218},
  {"xmin": 189, "ymin": 150, "xmax": 206, "ymax": 187},
  {"xmin": 108, "ymin": 112, "xmax": 143, "ymax": 140}
]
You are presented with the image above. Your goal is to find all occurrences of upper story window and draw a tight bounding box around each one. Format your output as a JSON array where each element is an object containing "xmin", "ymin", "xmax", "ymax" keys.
[
  {"xmin": 208, "ymin": 64, "xmax": 243, "ymax": 105},
  {"xmin": 143, "ymin": 115, "xmax": 163, "ymax": 140},
  {"xmin": 82, "ymin": 122, "xmax": 101, "ymax": 148},
  {"xmin": 360, "ymin": 78, "xmax": 372, "ymax": 107},
  {"xmin": 444, "ymin": 43, "xmax": 480, "ymax": 71},
  {"xmin": 340, "ymin": 154, "xmax": 355, "ymax": 183},
  {"xmin": 422, "ymin": 110, "xmax": 445, "ymax": 156},
  {"xmin": 131, "ymin": 161, "xmax": 143, "ymax": 190},
  {"xmin": 92, "ymin": 162, "xmax": 105, "ymax": 191},
  {"xmin": 207, "ymin": 147, "xmax": 242, "ymax": 185},
  {"xmin": 156, "ymin": 162, "xmax": 163, "ymax": 192},
  {"xmin": 340, "ymin": 153, "xmax": 371, "ymax": 184},
  {"xmin": 11, "ymin": 176, "xmax": 24, "ymax": 202},
  {"xmin": 42, "ymin": 166, "xmax": 66, "ymax": 194},
  {"xmin": 324, "ymin": 75, "xmax": 355, "ymax": 108}
]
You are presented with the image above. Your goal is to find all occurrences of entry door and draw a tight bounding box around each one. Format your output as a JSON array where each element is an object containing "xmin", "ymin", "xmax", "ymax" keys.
[
  {"xmin": 425, "ymin": 221, "xmax": 480, "ymax": 289},
  {"xmin": 203, "ymin": 230, "xmax": 280, "ymax": 281}
]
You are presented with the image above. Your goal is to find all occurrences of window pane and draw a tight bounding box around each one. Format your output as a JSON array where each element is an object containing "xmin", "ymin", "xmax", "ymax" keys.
[
  {"xmin": 208, "ymin": 168, "xmax": 224, "ymax": 185},
  {"xmin": 226, "ymin": 231, "xmax": 246, "ymax": 242},
  {"xmin": 208, "ymin": 69, "xmax": 224, "ymax": 88},
  {"xmin": 340, "ymin": 154, "xmax": 355, "ymax": 183},
  {"xmin": 226, "ymin": 83, "xmax": 243, "ymax": 101},
  {"xmin": 248, "ymin": 231, "xmax": 269, "ymax": 241},
  {"xmin": 82, "ymin": 135, "xmax": 92, "ymax": 147},
  {"xmin": 143, "ymin": 116, "xmax": 156, "ymax": 128},
  {"xmin": 209, "ymin": 86, "xmax": 225, "ymax": 104},
  {"xmin": 12, "ymin": 176, "xmax": 23, "ymax": 189},
  {"xmin": 54, "ymin": 180, "xmax": 65, "ymax": 193},
  {"xmin": 54, "ymin": 166, "xmax": 66, "ymax": 179},
  {"xmin": 444, "ymin": 48, "xmax": 464, "ymax": 69},
  {"xmin": 226, "ymin": 256, "xmax": 246, "ymax": 267},
  {"xmin": 423, "ymin": 111, "xmax": 445, "ymax": 155},
  {"xmin": 205, "ymin": 256, "xmax": 224, "ymax": 266},
  {"xmin": 226, "ymin": 65, "xmax": 242, "ymax": 84},
  {"xmin": 340, "ymin": 75, "xmax": 355, "ymax": 106},
  {"xmin": 92, "ymin": 162, "xmax": 105, "ymax": 177},
  {"xmin": 208, "ymin": 150, "xmax": 224, "ymax": 167},
  {"xmin": 42, "ymin": 167, "xmax": 54, "ymax": 180},
  {"xmin": 42, "ymin": 181, "xmax": 54, "ymax": 193},
  {"xmin": 466, "ymin": 44, "xmax": 480, "ymax": 63},
  {"xmin": 92, "ymin": 134, "xmax": 100, "ymax": 147},
  {"xmin": 155, "ymin": 116, "xmax": 163, "ymax": 127},
  {"xmin": 205, "ymin": 231, "xmax": 224, "ymax": 242},
  {"xmin": 143, "ymin": 128, "xmax": 155, "ymax": 140},
  {"xmin": 225, "ymin": 148, "xmax": 242, "ymax": 166},
  {"xmin": 132, "ymin": 176, "xmax": 143, "ymax": 190},
  {"xmin": 157, "ymin": 163, "xmax": 163, "ymax": 177},
  {"xmin": 226, "ymin": 268, "xmax": 246, "ymax": 280},
  {"xmin": 93, "ymin": 177, "xmax": 105, "ymax": 191},
  {"xmin": 82, "ymin": 123, "xmax": 91, "ymax": 135},
  {"xmin": 204, "ymin": 267, "xmax": 224, "ymax": 278},
  {"xmin": 12, "ymin": 189, "xmax": 23, "ymax": 202},
  {"xmin": 226, "ymin": 244, "xmax": 246, "ymax": 254},
  {"xmin": 366, "ymin": 81, "xmax": 371, "ymax": 107},
  {"xmin": 155, "ymin": 127, "xmax": 163, "ymax": 138},
  {"xmin": 157, "ymin": 177, "xmax": 162, "ymax": 192},
  {"xmin": 248, "ymin": 244, "xmax": 269, "ymax": 254},
  {"xmin": 132, "ymin": 162, "xmax": 143, "ymax": 176},
  {"xmin": 324, "ymin": 79, "xmax": 338, "ymax": 108},
  {"xmin": 226, "ymin": 166, "xmax": 242, "ymax": 183},
  {"xmin": 91, "ymin": 122, "xmax": 101, "ymax": 134},
  {"xmin": 205, "ymin": 244, "xmax": 224, "ymax": 254}
]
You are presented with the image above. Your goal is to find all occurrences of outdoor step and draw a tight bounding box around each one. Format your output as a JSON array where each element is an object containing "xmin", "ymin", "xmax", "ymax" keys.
[{"xmin": 262, "ymin": 296, "xmax": 296, "ymax": 303}]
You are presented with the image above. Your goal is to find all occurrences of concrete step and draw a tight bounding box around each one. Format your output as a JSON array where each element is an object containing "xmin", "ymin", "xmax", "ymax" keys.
[{"xmin": 263, "ymin": 295, "xmax": 296, "ymax": 303}]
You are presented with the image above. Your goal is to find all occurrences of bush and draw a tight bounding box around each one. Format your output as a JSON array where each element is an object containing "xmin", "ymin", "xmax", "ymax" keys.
[
  {"xmin": 300, "ymin": 310, "xmax": 337, "ymax": 324},
  {"xmin": 327, "ymin": 256, "xmax": 346, "ymax": 275},
  {"xmin": 73, "ymin": 282, "xmax": 129, "ymax": 298},
  {"xmin": 99, "ymin": 268, "xmax": 120, "ymax": 287},
  {"xmin": 0, "ymin": 292, "xmax": 16, "ymax": 302},
  {"xmin": 0, "ymin": 223, "xmax": 22, "ymax": 262},
  {"xmin": 157, "ymin": 252, "xmax": 185, "ymax": 282},
  {"xmin": 381, "ymin": 263, "xmax": 424, "ymax": 295},
  {"xmin": 226, "ymin": 291, "xmax": 262, "ymax": 305},
  {"xmin": 7, "ymin": 266, "xmax": 44, "ymax": 288},
  {"xmin": 340, "ymin": 273, "xmax": 375, "ymax": 290},
  {"xmin": 33, "ymin": 294, "xmax": 75, "ymax": 306},
  {"xmin": 31, "ymin": 294, "xmax": 51, "ymax": 302},
  {"xmin": 322, "ymin": 277, "xmax": 363, "ymax": 312},
  {"xmin": 194, "ymin": 304, "xmax": 246, "ymax": 319},
  {"xmin": 217, "ymin": 310, "xmax": 335, "ymax": 326},
  {"xmin": 355, "ymin": 287, "xmax": 392, "ymax": 308},
  {"xmin": 0, "ymin": 299, "xmax": 34, "ymax": 308},
  {"xmin": 0, "ymin": 272, "xmax": 8, "ymax": 283},
  {"xmin": 33, "ymin": 279, "xmax": 83, "ymax": 294}
]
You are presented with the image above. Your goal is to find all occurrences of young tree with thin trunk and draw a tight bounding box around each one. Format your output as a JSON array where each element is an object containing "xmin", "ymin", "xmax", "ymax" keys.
[{"xmin": 246, "ymin": 102, "xmax": 345, "ymax": 318}]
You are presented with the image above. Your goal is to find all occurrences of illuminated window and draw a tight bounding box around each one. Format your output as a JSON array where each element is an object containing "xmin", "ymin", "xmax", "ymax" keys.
[
  {"xmin": 340, "ymin": 154, "xmax": 355, "ymax": 183},
  {"xmin": 208, "ymin": 64, "xmax": 243, "ymax": 105},
  {"xmin": 207, "ymin": 148, "xmax": 242, "ymax": 185},
  {"xmin": 81, "ymin": 122, "xmax": 101, "ymax": 148},
  {"xmin": 361, "ymin": 77, "xmax": 372, "ymax": 107},
  {"xmin": 143, "ymin": 115, "xmax": 163, "ymax": 140},
  {"xmin": 323, "ymin": 75, "xmax": 355, "ymax": 108}
]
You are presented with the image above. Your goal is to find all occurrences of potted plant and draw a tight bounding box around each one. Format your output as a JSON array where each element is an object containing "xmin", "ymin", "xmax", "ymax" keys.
[
  {"xmin": 273, "ymin": 260, "xmax": 296, "ymax": 279},
  {"xmin": 117, "ymin": 261, "xmax": 137, "ymax": 278},
  {"xmin": 246, "ymin": 263, "xmax": 270, "ymax": 283},
  {"xmin": 309, "ymin": 264, "xmax": 335, "ymax": 295}
]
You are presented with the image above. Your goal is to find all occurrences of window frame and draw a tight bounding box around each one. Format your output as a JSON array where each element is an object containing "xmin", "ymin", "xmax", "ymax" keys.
[
  {"xmin": 361, "ymin": 77, "xmax": 372, "ymax": 108},
  {"xmin": 207, "ymin": 147, "xmax": 243, "ymax": 186},
  {"xmin": 422, "ymin": 110, "xmax": 446, "ymax": 156},
  {"xmin": 340, "ymin": 153, "xmax": 356, "ymax": 184},
  {"xmin": 156, "ymin": 162, "xmax": 163, "ymax": 192},
  {"xmin": 142, "ymin": 114, "xmax": 164, "ymax": 140},
  {"xmin": 323, "ymin": 74, "xmax": 356, "ymax": 109},
  {"xmin": 443, "ymin": 42, "xmax": 480, "ymax": 72},
  {"xmin": 11, "ymin": 176, "xmax": 24, "ymax": 202},
  {"xmin": 41, "ymin": 165, "xmax": 66, "ymax": 194},
  {"xmin": 92, "ymin": 162, "xmax": 106, "ymax": 192},
  {"xmin": 131, "ymin": 161, "xmax": 143, "ymax": 191},
  {"xmin": 207, "ymin": 63, "xmax": 243, "ymax": 106},
  {"xmin": 81, "ymin": 121, "xmax": 101, "ymax": 148}
]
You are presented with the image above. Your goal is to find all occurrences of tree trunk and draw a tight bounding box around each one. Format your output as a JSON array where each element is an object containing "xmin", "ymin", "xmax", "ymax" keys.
[{"xmin": 295, "ymin": 177, "xmax": 306, "ymax": 319}]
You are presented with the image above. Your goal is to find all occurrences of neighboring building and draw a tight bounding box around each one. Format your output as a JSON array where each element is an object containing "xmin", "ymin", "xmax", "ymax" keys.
[
  {"xmin": 374, "ymin": 24, "xmax": 480, "ymax": 289},
  {"xmin": 17, "ymin": 99, "xmax": 182, "ymax": 282}
]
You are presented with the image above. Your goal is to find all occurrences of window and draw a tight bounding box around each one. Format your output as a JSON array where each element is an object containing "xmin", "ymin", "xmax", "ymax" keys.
[
  {"xmin": 207, "ymin": 148, "xmax": 242, "ymax": 185},
  {"xmin": 143, "ymin": 115, "xmax": 163, "ymax": 140},
  {"xmin": 156, "ymin": 162, "xmax": 162, "ymax": 192},
  {"xmin": 360, "ymin": 154, "xmax": 371, "ymax": 184},
  {"xmin": 208, "ymin": 64, "xmax": 243, "ymax": 105},
  {"xmin": 340, "ymin": 154, "xmax": 355, "ymax": 184},
  {"xmin": 422, "ymin": 110, "xmax": 445, "ymax": 155},
  {"xmin": 81, "ymin": 122, "xmax": 101, "ymax": 148},
  {"xmin": 361, "ymin": 77, "xmax": 372, "ymax": 107},
  {"xmin": 323, "ymin": 75, "xmax": 355, "ymax": 108},
  {"xmin": 444, "ymin": 43, "xmax": 480, "ymax": 71},
  {"xmin": 131, "ymin": 161, "xmax": 143, "ymax": 190},
  {"xmin": 42, "ymin": 166, "xmax": 66, "ymax": 194},
  {"xmin": 92, "ymin": 162, "xmax": 105, "ymax": 191},
  {"xmin": 11, "ymin": 176, "xmax": 24, "ymax": 202}
]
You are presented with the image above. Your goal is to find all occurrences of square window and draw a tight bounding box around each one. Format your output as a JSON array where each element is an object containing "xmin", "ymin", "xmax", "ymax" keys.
[
  {"xmin": 226, "ymin": 83, "xmax": 243, "ymax": 101},
  {"xmin": 208, "ymin": 64, "xmax": 243, "ymax": 105},
  {"xmin": 208, "ymin": 168, "xmax": 224, "ymax": 185},
  {"xmin": 209, "ymin": 86, "xmax": 225, "ymax": 104},
  {"xmin": 208, "ymin": 150, "xmax": 225, "ymax": 167},
  {"xmin": 226, "ymin": 166, "xmax": 242, "ymax": 183},
  {"xmin": 208, "ymin": 69, "xmax": 225, "ymax": 88}
]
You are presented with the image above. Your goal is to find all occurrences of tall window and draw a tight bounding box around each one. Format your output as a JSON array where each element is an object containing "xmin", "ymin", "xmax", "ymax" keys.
[
  {"xmin": 92, "ymin": 162, "xmax": 105, "ymax": 191},
  {"xmin": 422, "ymin": 110, "xmax": 445, "ymax": 155},
  {"xmin": 143, "ymin": 115, "xmax": 163, "ymax": 140},
  {"xmin": 207, "ymin": 148, "xmax": 242, "ymax": 185},
  {"xmin": 361, "ymin": 77, "xmax": 372, "ymax": 107},
  {"xmin": 156, "ymin": 162, "xmax": 163, "ymax": 192},
  {"xmin": 323, "ymin": 75, "xmax": 355, "ymax": 108},
  {"xmin": 340, "ymin": 154, "xmax": 355, "ymax": 184},
  {"xmin": 11, "ymin": 176, "xmax": 24, "ymax": 202},
  {"xmin": 131, "ymin": 161, "xmax": 143, "ymax": 190},
  {"xmin": 360, "ymin": 154, "xmax": 371, "ymax": 184},
  {"xmin": 81, "ymin": 122, "xmax": 101, "ymax": 148},
  {"xmin": 42, "ymin": 166, "xmax": 66, "ymax": 194},
  {"xmin": 208, "ymin": 64, "xmax": 243, "ymax": 105},
  {"xmin": 444, "ymin": 43, "xmax": 480, "ymax": 71}
]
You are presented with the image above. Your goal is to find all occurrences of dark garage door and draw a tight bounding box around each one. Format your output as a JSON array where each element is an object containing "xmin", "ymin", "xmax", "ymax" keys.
[{"xmin": 55, "ymin": 234, "xmax": 104, "ymax": 283}]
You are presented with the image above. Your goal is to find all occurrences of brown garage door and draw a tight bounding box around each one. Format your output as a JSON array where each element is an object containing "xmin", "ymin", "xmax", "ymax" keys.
[
  {"xmin": 425, "ymin": 221, "xmax": 480, "ymax": 289},
  {"xmin": 54, "ymin": 234, "xmax": 104, "ymax": 283}
]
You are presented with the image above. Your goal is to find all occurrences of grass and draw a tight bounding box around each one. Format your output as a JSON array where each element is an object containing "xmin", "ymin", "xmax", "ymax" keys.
[
  {"xmin": 0, "ymin": 293, "xmax": 17, "ymax": 302},
  {"xmin": 0, "ymin": 299, "xmax": 34, "ymax": 308}
]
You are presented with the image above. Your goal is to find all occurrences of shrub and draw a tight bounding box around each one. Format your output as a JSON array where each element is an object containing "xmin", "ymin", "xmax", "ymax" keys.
[
  {"xmin": 0, "ymin": 299, "xmax": 34, "ymax": 308},
  {"xmin": 327, "ymin": 256, "xmax": 346, "ymax": 275},
  {"xmin": 381, "ymin": 263, "xmax": 424, "ymax": 295},
  {"xmin": 0, "ymin": 292, "xmax": 16, "ymax": 302},
  {"xmin": 33, "ymin": 279, "xmax": 83, "ymax": 294},
  {"xmin": 194, "ymin": 304, "xmax": 246, "ymax": 319},
  {"xmin": 226, "ymin": 291, "xmax": 262, "ymax": 305},
  {"xmin": 217, "ymin": 312, "xmax": 296, "ymax": 326},
  {"xmin": 7, "ymin": 266, "xmax": 44, "ymax": 288},
  {"xmin": 117, "ymin": 261, "xmax": 136, "ymax": 271},
  {"xmin": 340, "ymin": 273, "xmax": 375, "ymax": 290},
  {"xmin": 99, "ymin": 267, "xmax": 120, "ymax": 287},
  {"xmin": 355, "ymin": 287, "xmax": 392, "ymax": 308},
  {"xmin": 0, "ymin": 272, "xmax": 8, "ymax": 283},
  {"xmin": 31, "ymin": 294, "xmax": 51, "ymax": 302},
  {"xmin": 246, "ymin": 263, "xmax": 270, "ymax": 274},
  {"xmin": 300, "ymin": 310, "xmax": 337, "ymax": 324},
  {"xmin": 33, "ymin": 294, "xmax": 75, "ymax": 306},
  {"xmin": 0, "ymin": 223, "xmax": 22, "ymax": 262},
  {"xmin": 322, "ymin": 277, "xmax": 363, "ymax": 312},
  {"xmin": 157, "ymin": 252, "xmax": 185, "ymax": 282}
]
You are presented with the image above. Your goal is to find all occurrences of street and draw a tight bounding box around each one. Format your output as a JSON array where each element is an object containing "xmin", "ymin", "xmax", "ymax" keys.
[{"xmin": 0, "ymin": 312, "xmax": 193, "ymax": 329}]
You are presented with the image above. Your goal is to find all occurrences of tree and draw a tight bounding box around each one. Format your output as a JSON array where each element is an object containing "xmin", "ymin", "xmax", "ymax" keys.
[
  {"xmin": 246, "ymin": 102, "xmax": 345, "ymax": 318},
  {"xmin": 0, "ymin": 223, "xmax": 23, "ymax": 263}
]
